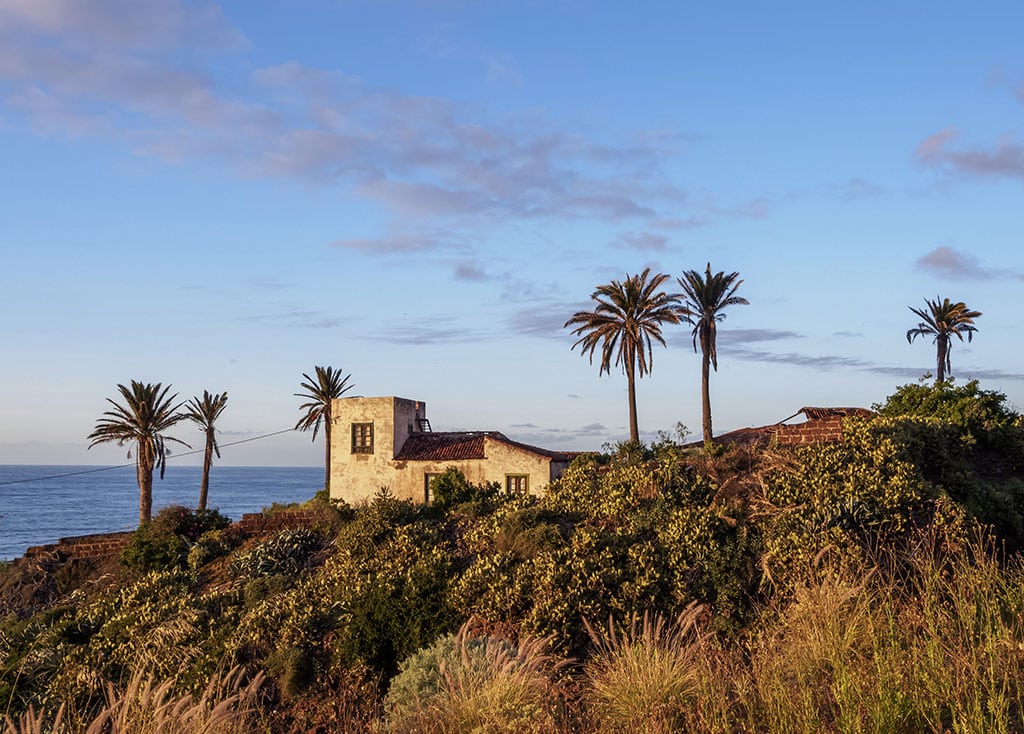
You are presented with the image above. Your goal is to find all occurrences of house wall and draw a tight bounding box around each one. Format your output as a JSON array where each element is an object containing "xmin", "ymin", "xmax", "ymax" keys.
[
  {"xmin": 329, "ymin": 396, "xmax": 426, "ymax": 505},
  {"xmin": 387, "ymin": 436, "xmax": 554, "ymax": 502},
  {"xmin": 328, "ymin": 396, "xmax": 558, "ymax": 505}
]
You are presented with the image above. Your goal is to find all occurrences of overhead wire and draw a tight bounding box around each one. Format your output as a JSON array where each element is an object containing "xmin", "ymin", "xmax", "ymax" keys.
[{"xmin": 0, "ymin": 428, "xmax": 299, "ymax": 486}]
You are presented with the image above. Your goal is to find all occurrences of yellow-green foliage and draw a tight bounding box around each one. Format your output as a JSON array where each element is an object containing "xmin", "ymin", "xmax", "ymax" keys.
[{"xmin": 760, "ymin": 417, "xmax": 925, "ymax": 586}]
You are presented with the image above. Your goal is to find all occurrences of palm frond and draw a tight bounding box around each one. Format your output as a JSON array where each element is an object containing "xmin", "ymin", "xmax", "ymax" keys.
[
  {"xmin": 294, "ymin": 365, "xmax": 353, "ymax": 440},
  {"xmin": 564, "ymin": 268, "xmax": 681, "ymax": 379},
  {"xmin": 677, "ymin": 263, "xmax": 749, "ymax": 371}
]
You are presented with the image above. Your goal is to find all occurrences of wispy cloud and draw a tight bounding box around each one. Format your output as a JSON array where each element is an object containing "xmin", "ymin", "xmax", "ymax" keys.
[
  {"xmin": 0, "ymin": 2, "xmax": 766, "ymax": 253},
  {"xmin": 506, "ymin": 421, "xmax": 610, "ymax": 446},
  {"xmin": 731, "ymin": 346, "xmax": 1024, "ymax": 381},
  {"xmin": 239, "ymin": 309, "xmax": 352, "ymax": 330},
  {"xmin": 835, "ymin": 177, "xmax": 883, "ymax": 201},
  {"xmin": 453, "ymin": 262, "xmax": 487, "ymax": 281},
  {"xmin": 718, "ymin": 328, "xmax": 803, "ymax": 345},
  {"xmin": 915, "ymin": 126, "xmax": 1024, "ymax": 182},
  {"xmin": 614, "ymin": 231, "xmax": 670, "ymax": 251},
  {"xmin": 915, "ymin": 246, "xmax": 1024, "ymax": 280},
  {"xmin": 359, "ymin": 316, "xmax": 486, "ymax": 345},
  {"xmin": 509, "ymin": 300, "xmax": 592, "ymax": 339}
]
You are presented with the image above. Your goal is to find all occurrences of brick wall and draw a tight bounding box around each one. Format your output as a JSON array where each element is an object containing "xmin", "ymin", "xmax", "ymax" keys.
[
  {"xmin": 235, "ymin": 510, "xmax": 323, "ymax": 535},
  {"xmin": 18, "ymin": 510, "xmax": 324, "ymax": 563},
  {"xmin": 771, "ymin": 416, "xmax": 846, "ymax": 445},
  {"xmin": 24, "ymin": 531, "xmax": 133, "ymax": 562}
]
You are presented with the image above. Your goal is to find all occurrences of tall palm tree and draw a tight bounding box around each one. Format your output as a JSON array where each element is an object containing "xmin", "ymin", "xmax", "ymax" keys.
[
  {"xmin": 295, "ymin": 366, "xmax": 353, "ymax": 493},
  {"xmin": 906, "ymin": 296, "xmax": 981, "ymax": 383},
  {"xmin": 564, "ymin": 268, "xmax": 681, "ymax": 444},
  {"xmin": 87, "ymin": 381, "xmax": 189, "ymax": 525},
  {"xmin": 677, "ymin": 263, "xmax": 749, "ymax": 445},
  {"xmin": 183, "ymin": 390, "xmax": 229, "ymax": 512}
]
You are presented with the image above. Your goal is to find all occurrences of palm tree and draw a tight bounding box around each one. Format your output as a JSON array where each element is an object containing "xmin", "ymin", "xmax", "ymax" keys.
[
  {"xmin": 564, "ymin": 268, "xmax": 681, "ymax": 444},
  {"xmin": 295, "ymin": 366, "xmax": 353, "ymax": 493},
  {"xmin": 87, "ymin": 381, "xmax": 189, "ymax": 525},
  {"xmin": 677, "ymin": 263, "xmax": 749, "ymax": 445},
  {"xmin": 183, "ymin": 390, "xmax": 229, "ymax": 512},
  {"xmin": 906, "ymin": 296, "xmax": 981, "ymax": 383}
]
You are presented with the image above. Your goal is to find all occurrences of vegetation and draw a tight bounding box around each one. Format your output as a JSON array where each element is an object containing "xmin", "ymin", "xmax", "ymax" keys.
[
  {"xmin": 182, "ymin": 390, "xmax": 229, "ymax": 512},
  {"xmin": 87, "ymin": 381, "xmax": 189, "ymax": 525},
  {"xmin": 6, "ymin": 381, "xmax": 1024, "ymax": 732},
  {"xmin": 564, "ymin": 268, "xmax": 681, "ymax": 444},
  {"xmin": 906, "ymin": 296, "xmax": 982, "ymax": 383},
  {"xmin": 294, "ymin": 366, "xmax": 354, "ymax": 493},
  {"xmin": 677, "ymin": 263, "xmax": 749, "ymax": 444}
]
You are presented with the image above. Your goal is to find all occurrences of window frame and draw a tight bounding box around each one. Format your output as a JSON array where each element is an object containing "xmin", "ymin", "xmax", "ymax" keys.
[
  {"xmin": 351, "ymin": 422, "xmax": 374, "ymax": 454},
  {"xmin": 505, "ymin": 474, "xmax": 529, "ymax": 494}
]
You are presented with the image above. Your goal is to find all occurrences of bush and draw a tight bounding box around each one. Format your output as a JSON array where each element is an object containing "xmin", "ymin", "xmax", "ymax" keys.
[
  {"xmin": 228, "ymin": 528, "xmax": 322, "ymax": 581},
  {"xmin": 121, "ymin": 506, "xmax": 230, "ymax": 573},
  {"xmin": 429, "ymin": 468, "xmax": 499, "ymax": 510}
]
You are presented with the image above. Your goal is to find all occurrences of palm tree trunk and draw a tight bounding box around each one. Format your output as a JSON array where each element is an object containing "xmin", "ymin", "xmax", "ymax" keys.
[
  {"xmin": 936, "ymin": 335, "xmax": 948, "ymax": 382},
  {"xmin": 199, "ymin": 430, "xmax": 213, "ymax": 511},
  {"xmin": 626, "ymin": 358, "xmax": 639, "ymax": 444},
  {"xmin": 701, "ymin": 344, "xmax": 713, "ymax": 444},
  {"xmin": 323, "ymin": 409, "xmax": 332, "ymax": 494},
  {"xmin": 137, "ymin": 445, "xmax": 154, "ymax": 526}
]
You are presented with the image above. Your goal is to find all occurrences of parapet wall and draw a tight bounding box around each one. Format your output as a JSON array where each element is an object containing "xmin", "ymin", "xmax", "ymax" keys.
[
  {"xmin": 19, "ymin": 509, "xmax": 324, "ymax": 563},
  {"xmin": 24, "ymin": 532, "xmax": 134, "ymax": 562}
]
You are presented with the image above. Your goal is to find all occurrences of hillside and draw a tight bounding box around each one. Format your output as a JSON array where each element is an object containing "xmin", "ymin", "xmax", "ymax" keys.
[{"xmin": 3, "ymin": 380, "xmax": 1024, "ymax": 733}]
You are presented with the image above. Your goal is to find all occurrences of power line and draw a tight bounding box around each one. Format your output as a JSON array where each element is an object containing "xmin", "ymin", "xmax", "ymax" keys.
[{"xmin": 0, "ymin": 428, "xmax": 299, "ymax": 487}]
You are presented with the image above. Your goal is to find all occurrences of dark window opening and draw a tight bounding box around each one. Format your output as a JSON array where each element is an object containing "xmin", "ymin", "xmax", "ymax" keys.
[
  {"xmin": 506, "ymin": 474, "xmax": 528, "ymax": 494},
  {"xmin": 352, "ymin": 423, "xmax": 374, "ymax": 454}
]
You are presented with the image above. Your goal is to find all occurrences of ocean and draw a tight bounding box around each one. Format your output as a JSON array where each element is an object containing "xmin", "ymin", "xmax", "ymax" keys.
[{"xmin": 0, "ymin": 464, "xmax": 323, "ymax": 560}]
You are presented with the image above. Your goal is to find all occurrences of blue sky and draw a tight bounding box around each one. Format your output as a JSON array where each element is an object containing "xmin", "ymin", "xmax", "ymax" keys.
[{"xmin": 1, "ymin": 1, "xmax": 1022, "ymax": 467}]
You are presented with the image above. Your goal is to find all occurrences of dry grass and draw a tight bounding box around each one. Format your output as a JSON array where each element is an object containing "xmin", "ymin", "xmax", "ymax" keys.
[
  {"xmin": 3, "ymin": 667, "xmax": 267, "ymax": 734},
  {"xmin": 582, "ymin": 602, "xmax": 710, "ymax": 733},
  {"xmin": 388, "ymin": 621, "xmax": 568, "ymax": 733}
]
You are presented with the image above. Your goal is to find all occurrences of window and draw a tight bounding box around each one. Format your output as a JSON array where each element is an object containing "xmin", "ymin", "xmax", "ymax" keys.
[
  {"xmin": 351, "ymin": 423, "xmax": 374, "ymax": 454},
  {"xmin": 424, "ymin": 473, "xmax": 440, "ymax": 505},
  {"xmin": 506, "ymin": 474, "xmax": 529, "ymax": 494}
]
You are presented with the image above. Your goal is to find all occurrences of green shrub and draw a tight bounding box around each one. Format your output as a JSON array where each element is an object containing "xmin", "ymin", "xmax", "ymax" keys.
[
  {"xmin": 429, "ymin": 467, "xmax": 499, "ymax": 510},
  {"xmin": 121, "ymin": 506, "xmax": 230, "ymax": 573},
  {"xmin": 228, "ymin": 528, "xmax": 322, "ymax": 581}
]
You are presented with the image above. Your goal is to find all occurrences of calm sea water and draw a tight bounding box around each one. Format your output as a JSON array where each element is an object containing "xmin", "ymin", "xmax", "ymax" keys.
[{"xmin": 0, "ymin": 465, "xmax": 323, "ymax": 560}]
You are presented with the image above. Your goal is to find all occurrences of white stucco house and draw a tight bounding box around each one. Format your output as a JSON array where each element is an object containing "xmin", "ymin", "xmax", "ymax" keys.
[{"xmin": 328, "ymin": 396, "xmax": 578, "ymax": 505}]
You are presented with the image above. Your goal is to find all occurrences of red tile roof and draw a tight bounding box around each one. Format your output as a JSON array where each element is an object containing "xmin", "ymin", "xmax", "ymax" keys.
[{"xmin": 395, "ymin": 431, "xmax": 579, "ymax": 463}]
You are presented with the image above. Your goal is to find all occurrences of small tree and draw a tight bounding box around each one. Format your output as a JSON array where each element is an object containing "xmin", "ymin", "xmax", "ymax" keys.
[
  {"xmin": 88, "ymin": 381, "xmax": 189, "ymax": 525},
  {"xmin": 183, "ymin": 390, "xmax": 229, "ymax": 511}
]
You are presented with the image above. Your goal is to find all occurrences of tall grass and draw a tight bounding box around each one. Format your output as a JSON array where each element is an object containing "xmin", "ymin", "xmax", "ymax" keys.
[
  {"xmin": 386, "ymin": 621, "xmax": 568, "ymax": 733},
  {"xmin": 583, "ymin": 602, "xmax": 710, "ymax": 732},
  {"xmin": 675, "ymin": 528, "xmax": 1024, "ymax": 733},
  {"xmin": 2, "ymin": 667, "xmax": 266, "ymax": 734}
]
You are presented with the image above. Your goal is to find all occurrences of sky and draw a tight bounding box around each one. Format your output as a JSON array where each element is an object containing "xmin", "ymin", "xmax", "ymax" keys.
[{"xmin": 1, "ymin": 1, "xmax": 1023, "ymax": 467}]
